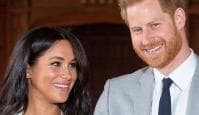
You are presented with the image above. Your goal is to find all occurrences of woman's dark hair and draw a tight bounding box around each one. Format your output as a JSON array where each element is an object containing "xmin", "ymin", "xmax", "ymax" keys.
[{"xmin": 0, "ymin": 27, "xmax": 92, "ymax": 115}]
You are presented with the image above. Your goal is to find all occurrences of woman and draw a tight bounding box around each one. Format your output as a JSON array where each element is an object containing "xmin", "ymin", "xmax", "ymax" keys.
[{"xmin": 0, "ymin": 27, "xmax": 92, "ymax": 115}]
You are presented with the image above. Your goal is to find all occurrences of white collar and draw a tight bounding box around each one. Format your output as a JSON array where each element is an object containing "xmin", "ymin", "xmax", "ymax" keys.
[{"xmin": 153, "ymin": 49, "xmax": 197, "ymax": 91}]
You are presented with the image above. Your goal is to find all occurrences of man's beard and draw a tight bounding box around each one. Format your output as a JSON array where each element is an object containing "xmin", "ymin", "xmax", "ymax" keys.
[{"xmin": 134, "ymin": 30, "xmax": 182, "ymax": 69}]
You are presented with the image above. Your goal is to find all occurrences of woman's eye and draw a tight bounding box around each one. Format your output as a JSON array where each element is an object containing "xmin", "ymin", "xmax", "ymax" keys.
[
  {"xmin": 68, "ymin": 62, "xmax": 77, "ymax": 69},
  {"xmin": 51, "ymin": 62, "xmax": 61, "ymax": 67}
]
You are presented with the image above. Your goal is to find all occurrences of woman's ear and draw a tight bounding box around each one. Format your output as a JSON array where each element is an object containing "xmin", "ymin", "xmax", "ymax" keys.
[
  {"xmin": 174, "ymin": 8, "xmax": 186, "ymax": 30},
  {"xmin": 26, "ymin": 65, "xmax": 32, "ymax": 78}
]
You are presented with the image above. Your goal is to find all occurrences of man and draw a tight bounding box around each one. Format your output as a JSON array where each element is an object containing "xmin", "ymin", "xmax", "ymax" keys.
[{"xmin": 94, "ymin": 0, "xmax": 199, "ymax": 115}]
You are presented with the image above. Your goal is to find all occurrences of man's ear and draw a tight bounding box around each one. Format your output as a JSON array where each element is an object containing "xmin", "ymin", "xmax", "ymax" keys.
[
  {"xmin": 174, "ymin": 8, "xmax": 186, "ymax": 30},
  {"xmin": 26, "ymin": 65, "xmax": 32, "ymax": 78}
]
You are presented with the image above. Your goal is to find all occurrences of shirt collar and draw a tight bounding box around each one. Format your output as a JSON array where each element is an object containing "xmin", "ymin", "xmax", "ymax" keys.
[
  {"xmin": 169, "ymin": 49, "xmax": 196, "ymax": 90},
  {"xmin": 153, "ymin": 68, "xmax": 165, "ymax": 85},
  {"xmin": 153, "ymin": 49, "xmax": 197, "ymax": 91}
]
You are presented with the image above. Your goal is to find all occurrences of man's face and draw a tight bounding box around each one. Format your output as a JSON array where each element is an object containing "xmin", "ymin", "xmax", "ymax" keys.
[{"xmin": 127, "ymin": 0, "xmax": 182, "ymax": 69}]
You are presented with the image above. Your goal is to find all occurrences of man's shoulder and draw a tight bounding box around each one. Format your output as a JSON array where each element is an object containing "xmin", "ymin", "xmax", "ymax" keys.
[{"xmin": 109, "ymin": 66, "xmax": 152, "ymax": 85}]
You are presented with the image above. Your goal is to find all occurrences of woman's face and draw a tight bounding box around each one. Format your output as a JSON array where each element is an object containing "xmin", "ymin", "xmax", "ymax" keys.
[{"xmin": 27, "ymin": 40, "xmax": 77, "ymax": 104}]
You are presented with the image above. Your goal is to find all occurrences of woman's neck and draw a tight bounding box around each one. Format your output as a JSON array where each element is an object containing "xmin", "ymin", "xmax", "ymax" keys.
[
  {"xmin": 25, "ymin": 102, "xmax": 61, "ymax": 115},
  {"xmin": 25, "ymin": 92, "xmax": 61, "ymax": 115}
]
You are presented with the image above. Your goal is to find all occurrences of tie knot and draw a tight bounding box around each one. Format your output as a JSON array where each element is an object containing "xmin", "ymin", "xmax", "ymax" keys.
[{"xmin": 162, "ymin": 78, "xmax": 173, "ymax": 90}]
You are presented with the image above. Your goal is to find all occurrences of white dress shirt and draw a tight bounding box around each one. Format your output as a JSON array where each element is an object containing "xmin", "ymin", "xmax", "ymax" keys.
[{"xmin": 151, "ymin": 50, "xmax": 197, "ymax": 115}]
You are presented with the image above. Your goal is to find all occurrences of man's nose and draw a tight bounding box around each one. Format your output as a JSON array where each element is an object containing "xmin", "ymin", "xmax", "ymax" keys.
[{"xmin": 142, "ymin": 28, "xmax": 154, "ymax": 45}]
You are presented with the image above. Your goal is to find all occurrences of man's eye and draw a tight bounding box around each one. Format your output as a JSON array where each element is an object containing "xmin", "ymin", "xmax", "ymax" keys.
[
  {"xmin": 51, "ymin": 62, "xmax": 61, "ymax": 67},
  {"xmin": 134, "ymin": 29, "xmax": 141, "ymax": 32},
  {"xmin": 132, "ymin": 28, "xmax": 142, "ymax": 35},
  {"xmin": 151, "ymin": 23, "xmax": 160, "ymax": 28}
]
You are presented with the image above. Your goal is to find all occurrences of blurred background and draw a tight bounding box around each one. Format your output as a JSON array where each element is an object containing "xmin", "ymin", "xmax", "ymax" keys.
[{"xmin": 0, "ymin": 0, "xmax": 199, "ymax": 106}]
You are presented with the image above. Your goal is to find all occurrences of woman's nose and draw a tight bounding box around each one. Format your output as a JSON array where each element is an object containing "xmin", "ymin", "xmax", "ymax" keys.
[{"xmin": 60, "ymin": 67, "xmax": 72, "ymax": 80}]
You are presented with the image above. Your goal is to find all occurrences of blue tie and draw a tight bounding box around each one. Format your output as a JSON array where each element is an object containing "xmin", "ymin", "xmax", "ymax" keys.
[{"xmin": 158, "ymin": 78, "xmax": 173, "ymax": 115}]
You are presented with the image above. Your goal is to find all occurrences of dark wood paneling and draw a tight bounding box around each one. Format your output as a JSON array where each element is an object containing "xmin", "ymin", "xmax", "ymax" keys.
[
  {"xmin": 0, "ymin": 7, "xmax": 7, "ymax": 80},
  {"xmin": 30, "ymin": 3, "xmax": 123, "ymax": 27},
  {"xmin": 71, "ymin": 24, "xmax": 146, "ymax": 105},
  {"xmin": 189, "ymin": 14, "xmax": 199, "ymax": 54},
  {"xmin": 0, "ymin": 0, "xmax": 199, "ymax": 106}
]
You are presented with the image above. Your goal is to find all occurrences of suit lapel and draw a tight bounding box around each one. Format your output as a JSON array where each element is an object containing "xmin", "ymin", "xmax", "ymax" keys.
[
  {"xmin": 134, "ymin": 67, "xmax": 155, "ymax": 115},
  {"xmin": 186, "ymin": 56, "xmax": 199, "ymax": 115},
  {"xmin": 132, "ymin": 55, "xmax": 199, "ymax": 115}
]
